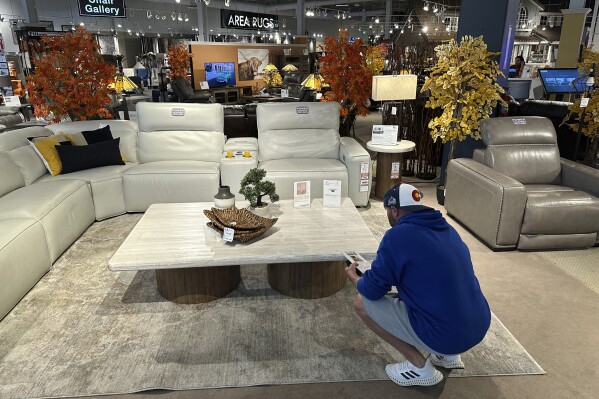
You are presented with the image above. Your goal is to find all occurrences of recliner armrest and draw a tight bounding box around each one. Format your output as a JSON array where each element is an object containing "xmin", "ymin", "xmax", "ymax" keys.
[
  {"xmin": 445, "ymin": 158, "xmax": 527, "ymax": 249},
  {"xmin": 339, "ymin": 137, "xmax": 371, "ymax": 207},
  {"xmin": 560, "ymin": 158, "xmax": 599, "ymax": 198}
]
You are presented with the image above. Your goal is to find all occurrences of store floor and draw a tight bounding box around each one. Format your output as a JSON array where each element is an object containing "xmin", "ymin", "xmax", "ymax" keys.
[{"xmin": 74, "ymin": 114, "xmax": 598, "ymax": 399}]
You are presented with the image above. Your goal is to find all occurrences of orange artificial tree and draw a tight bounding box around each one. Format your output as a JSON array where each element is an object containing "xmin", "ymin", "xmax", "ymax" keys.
[
  {"xmin": 168, "ymin": 43, "xmax": 191, "ymax": 81},
  {"xmin": 320, "ymin": 31, "xmax": 383, "ymax": 121},
  {"xmin": 26, "ymin": 27, "xmax": 116, "ymax": 123}
]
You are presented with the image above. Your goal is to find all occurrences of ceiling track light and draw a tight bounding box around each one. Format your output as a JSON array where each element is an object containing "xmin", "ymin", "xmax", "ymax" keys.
[
  {"xmin": 423, "ymin": 2, "xmax": 429, "ymax": 11},
  {"xmin": 224, "ymin": 0, "xmax": 230, "ymax": 6},
  {"xmin": 147, "ymin": 10, "xmax": 152, "ymax": 19},
  {"xmin": 202, "ymin": 0, "xmax": 210, "ymax": 5}
]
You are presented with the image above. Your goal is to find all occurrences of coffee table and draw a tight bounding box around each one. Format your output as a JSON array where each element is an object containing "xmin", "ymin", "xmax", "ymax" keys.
[{"xmin": 109, "ymin": 198, "xmax": 379, "ymax": 303}]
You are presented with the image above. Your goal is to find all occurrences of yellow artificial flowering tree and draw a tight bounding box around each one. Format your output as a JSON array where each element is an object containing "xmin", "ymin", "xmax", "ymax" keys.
[
  {"xmin": 365, "ymin": 44, "xmax": 388, "ymax": 76},
  {"xmin": 421, "ymin": 35, "xmax": 506, "ymax": 184},
  {"xmin": 562, "ymin": 47, "xmax": 599, "ymax": 167}
]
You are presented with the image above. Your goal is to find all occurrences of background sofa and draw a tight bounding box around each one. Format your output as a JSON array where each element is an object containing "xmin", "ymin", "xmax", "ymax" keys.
[{"xmin": 445, "ymin": 116, "xmax": 599, "ymax": 250}]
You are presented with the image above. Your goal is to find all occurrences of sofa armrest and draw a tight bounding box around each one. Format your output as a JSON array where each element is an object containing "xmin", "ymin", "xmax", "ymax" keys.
[
  {"xmin": 339, "ymin": 137, "xmax": 371, "ymax": 207},
  {"xmin": 560, "ymin": 158, "xmax": 599, "ymax": 198},
  {"xmin": 445, "ymin": 158, "xmax": 527, "ymax": 249}
]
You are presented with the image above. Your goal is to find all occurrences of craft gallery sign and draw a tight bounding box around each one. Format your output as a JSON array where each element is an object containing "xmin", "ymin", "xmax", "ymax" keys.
[
  {"xmin": 221, "ymin": 10, "xmax": 278, "ymax": 30},
  {"xmin": 78, "ymin": 0, "xmax": 126, "ymax": 18}
]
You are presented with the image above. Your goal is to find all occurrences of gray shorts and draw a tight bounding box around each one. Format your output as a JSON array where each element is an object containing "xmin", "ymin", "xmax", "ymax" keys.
[{"xmin": 362, "ymin": 294, "xmax": 446, "ymax": 356}]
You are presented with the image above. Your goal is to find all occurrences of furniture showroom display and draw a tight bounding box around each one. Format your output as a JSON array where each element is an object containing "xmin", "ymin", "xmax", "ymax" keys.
[
  {"xmin": 444, "ymin": 116, "xmax": 599, "ymax": 251},
  {"xmin": 366, "ymin": 140, "xmax": 416, "ymax": 199},
  {"xmin": 108, "ymin": 199, "xmax": 379, "ymax": 303},
  {"xmin": 0, "ymin": 101, "xmax": 372, "ymax": 320}
]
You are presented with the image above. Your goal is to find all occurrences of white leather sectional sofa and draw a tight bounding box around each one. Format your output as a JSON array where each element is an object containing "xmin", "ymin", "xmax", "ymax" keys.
[{"xmin": 0, "ymin": 101, "xmax": 372, "ymax": 321}]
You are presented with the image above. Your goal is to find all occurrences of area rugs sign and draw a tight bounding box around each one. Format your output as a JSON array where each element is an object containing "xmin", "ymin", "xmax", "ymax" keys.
[
  {"xmin": 78, "ymin": 0, "xmax": 126, "ymax": 18},
  {"xmin": 221, "ymin": 9, "xmax": 278, "ymax": 30}
]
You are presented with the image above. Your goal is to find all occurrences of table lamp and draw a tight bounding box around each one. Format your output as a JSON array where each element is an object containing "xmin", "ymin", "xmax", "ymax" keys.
[
  {"xmin": 371, "ymin": 74, "xmax": 417, "ymax": 128},
  {"xmin": 282, "ymin": 64, "xmax": 298, "ymax": 72}
]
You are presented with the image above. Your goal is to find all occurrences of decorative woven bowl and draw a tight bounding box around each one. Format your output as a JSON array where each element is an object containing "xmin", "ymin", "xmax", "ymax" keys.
[{"xmin": 203, "ymin": 207, "xmax": 277, "ymax": 242}]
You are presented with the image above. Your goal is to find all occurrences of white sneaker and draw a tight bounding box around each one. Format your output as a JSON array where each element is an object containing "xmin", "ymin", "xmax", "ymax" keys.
[
  {"xmin": 430, "ymin": 353, "xmax": 465, "ymax": 369},
  {"xmin": 385, "ymin": 356, "xmax": 443, "ymax": 387}
]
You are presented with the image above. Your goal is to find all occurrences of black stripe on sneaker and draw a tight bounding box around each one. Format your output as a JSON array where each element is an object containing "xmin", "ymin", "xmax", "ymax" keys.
[
  {"xmin": 411, "ymin": 371, "xmax": 420, "ymax": 377},
  {"xmin": 400, "ymin": 372, "xmax": 411, "ymax": 379}
]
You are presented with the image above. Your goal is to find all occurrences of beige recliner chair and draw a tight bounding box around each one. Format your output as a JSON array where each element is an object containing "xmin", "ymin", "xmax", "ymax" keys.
[
  {"xmin": 256, "ymin": 102, "xmax": 372, "ymax": 206},
  {"xmin": 445, "ymin": 116, "xmax": 599, "ymax": 250}
]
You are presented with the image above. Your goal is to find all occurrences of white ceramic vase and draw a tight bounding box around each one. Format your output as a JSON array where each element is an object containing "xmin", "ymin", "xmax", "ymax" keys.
[{"xmin": 249, "ymin": 203, "xmax": 271, "ymax": 218}]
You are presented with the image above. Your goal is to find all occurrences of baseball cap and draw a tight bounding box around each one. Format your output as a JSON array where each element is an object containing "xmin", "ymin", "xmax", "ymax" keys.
[{"xmin": 383, "ymin": 183, "xmax": 431, "ymax": 212}]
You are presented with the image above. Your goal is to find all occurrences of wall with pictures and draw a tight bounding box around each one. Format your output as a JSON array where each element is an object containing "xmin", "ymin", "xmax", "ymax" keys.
[{"xmin": 190, "ymin": 42, "xmax": 306, "ymax": 91}]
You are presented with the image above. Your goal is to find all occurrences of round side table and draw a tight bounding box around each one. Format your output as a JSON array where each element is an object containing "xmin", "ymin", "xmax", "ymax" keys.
[{"xmin": 367, "ymin": 140, "xmax": 416, "ymax": 200}]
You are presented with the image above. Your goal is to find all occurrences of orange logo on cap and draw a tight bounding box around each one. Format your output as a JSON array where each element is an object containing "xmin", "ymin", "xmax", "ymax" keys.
[{"xmin": 412, "ymin": 190, "xmax": 422, "ymax": 202}]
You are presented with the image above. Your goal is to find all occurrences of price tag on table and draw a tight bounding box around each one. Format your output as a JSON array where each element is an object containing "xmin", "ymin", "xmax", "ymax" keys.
[
  {"xmin": 223, "ymin": 227, "xmax": 234, "ymax": 242},
  {"xmin": 391, "ymin": 162, "xmax": 400, "ymax": 179}
]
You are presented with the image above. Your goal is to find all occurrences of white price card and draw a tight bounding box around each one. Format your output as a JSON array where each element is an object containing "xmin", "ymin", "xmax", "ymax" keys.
[
  {"xmin": 391, "ymin": 106, "xmax": 397, "ymax": 115},
  {"xmin": 581, "ymin": 97, "xmax": 590, "ymax": 108},
  {"xmin": 323, "ymin": 180, "xmax": 342, "ymax": 207},
  {"xmin": 2, "ymin": 96, "xmax": 21, "ymax": 106},
  {"xmin": 281, "ymin": 89, "xmax": 289, "ymax": 98},
  {"xmin": 391, "ymin": 162, "xmax": 400, "ymax": 179},
  {"xmin": 360, "ymin": 161, "xmax": 369, "ymax": 179},
  {"xmin": 360, "ymin": 180, "xmax": 369, "ymax": 192},
  {"xmin": 294, "ymin": 181, "xmax": 311, "ymax": 207},
  {"xmin": 222, "ymin": 227, "xmax": 234, "ymax": 242},
  {"xmin": 372, "ymin": 125, "xmax": 398, "ymax": 145},
  {"xmin": 200, "ymin": 81, "xmax": 209, "ymax": 90}
]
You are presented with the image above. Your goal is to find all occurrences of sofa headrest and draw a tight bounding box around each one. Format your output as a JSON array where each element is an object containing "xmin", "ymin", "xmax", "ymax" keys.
[
  {"xmin": 518, "ymin": 100, "xmax": 570, "ymax": 120},
  {"xmin": 257, "ymin": 102, "xmax": 340, "ymax": 132},
  {"xmin": 481, "ymin": 116, "xmax": 557, "ymax": 146},
  {"xmin": 137, "ymin": 102, "xmax": 224, "ymax": 133}
]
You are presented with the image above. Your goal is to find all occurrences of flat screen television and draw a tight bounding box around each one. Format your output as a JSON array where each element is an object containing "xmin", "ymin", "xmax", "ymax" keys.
[
  {"xmin": 538, "ymin": 68, "xmax": 586, "ymax": 94},
  {"xmin": 204, "ymin": 62, "xmax": 236, "ymax": 88}
]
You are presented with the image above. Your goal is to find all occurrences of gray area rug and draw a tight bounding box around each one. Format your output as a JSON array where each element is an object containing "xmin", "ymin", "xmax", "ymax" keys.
[
  {"xmin": 538, "ymin": 249, "xmax": 599, "ymax": 296},
  {"xmin": 0, "ymin": 212, "xmax": 544, "ymax": 399}
]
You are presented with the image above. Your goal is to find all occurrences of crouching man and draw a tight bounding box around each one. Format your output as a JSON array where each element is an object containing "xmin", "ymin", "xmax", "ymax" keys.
[{"xmin": 345, "ymin": 183, "xmax": 491, "ymax": 387}]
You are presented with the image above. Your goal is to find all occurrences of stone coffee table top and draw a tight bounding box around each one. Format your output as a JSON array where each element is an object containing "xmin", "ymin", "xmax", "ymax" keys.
[{"xmin": 109, "ymin": 198, "xmax": 380, "ymax": 271}]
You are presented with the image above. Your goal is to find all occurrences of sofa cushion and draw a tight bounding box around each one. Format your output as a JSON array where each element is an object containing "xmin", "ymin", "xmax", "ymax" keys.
[
  {"xmin": 521, "ymin": 191, "xmax": 599, "ymax": 235},
  {"xmin": 259, "ymin": 158, "xmax": 349, "ymax": 200},
  {"xmin": 67, "ymin": 125, "xmax": 113, "ymax": 145},
  {"xmin": 46, "ymin": 120, "xmax": 138, "ymax": 163},
  {"xmin": 524, "ymin": 184, "xmax": 574, "ymax": 194},
  {"xmin": 38, "ymin": 164, "xmax": 134, "ymax": 220},
  {"xmin": 123, "ymin": 161, "xmax": 220, "ymax": 212},
  {"xmin": 0, "ymin": 180, "xmax": 95, "ymax": 262},
  {"xmin": 28, "ymin": 133, "xmax": 72, "ymax": 176},
  {"xmin": 0, "ymin": 126, "xmax": 52, "ymax": 152},
  {"xmin": 0, "ymin": 151, "xmax": 25, "ymax": 197},
  {"xmin": 56, "ymin": 138, "xmax": 124, "ymax": 174},
  {"xmin": 0, "ymin": 218, "xmax": 51, "ymax": 321},
  {"xmin": 9, "ymin": 145, "xmax": 47, "ymax": 185},
  {"xmin": 257, "ymin": 102, "xmax": 340, "ymax": 162}
]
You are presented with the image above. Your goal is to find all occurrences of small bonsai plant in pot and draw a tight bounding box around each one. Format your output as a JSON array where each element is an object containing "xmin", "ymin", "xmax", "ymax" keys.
[{"xmin": 239, "ymin": 168, "xmax": 279, "ymax": 218}]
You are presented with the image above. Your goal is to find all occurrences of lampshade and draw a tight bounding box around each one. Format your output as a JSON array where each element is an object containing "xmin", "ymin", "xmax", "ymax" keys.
[
  {"xmin": 263, "ymin": 64, "xmax": 278, "ymax": 71},
  {"xmin": 371, "ymin": 75, "xmax": 417, "ymax": 101},
  {"xmin": 301, "ymin": 73, "xmax": 325, "ymax": 91},
  {"xmin": 282, "ymin": 64, "xmax": 298, "ymax": 72},
  {"xmin": 133, "ymin": 61, "xmax": 146, "ymax": 69},
  {"xmin": 109, "ymin": 74, "xmax": 139, "ymax": 93}
]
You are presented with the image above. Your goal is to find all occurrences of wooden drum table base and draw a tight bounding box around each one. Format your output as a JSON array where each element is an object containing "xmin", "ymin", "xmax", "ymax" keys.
[
  {"xmin": 155, "ymin": 266, "xmax": 241, "ymax": 304},
  {"xmin": 267, "ymin": 261, "xmax": 347, "ymax": 299},
  {"xmin": 375, "ymin": 152, "xmax": 404, "ymax": 200}
]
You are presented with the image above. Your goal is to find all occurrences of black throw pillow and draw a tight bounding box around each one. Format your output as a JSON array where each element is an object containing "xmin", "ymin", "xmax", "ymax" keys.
[
  {"xmin": 79, "ymin": 125, "xmax": 113, "ymax": 144},
  {"xmin": 57, "ymin": 138, "xmax": 124, "ymax": 174}
]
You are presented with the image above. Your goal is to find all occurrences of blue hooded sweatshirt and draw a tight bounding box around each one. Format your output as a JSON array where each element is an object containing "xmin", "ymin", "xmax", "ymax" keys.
[{"xmin": 357, "ymin": 209, "xmax": 491, "ymax": 355}]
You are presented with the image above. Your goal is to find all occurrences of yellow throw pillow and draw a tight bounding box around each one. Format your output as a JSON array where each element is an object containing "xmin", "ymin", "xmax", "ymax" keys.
[{"xmin": 28, "ymin": 133, "xmax": 70, "ymax": 176}]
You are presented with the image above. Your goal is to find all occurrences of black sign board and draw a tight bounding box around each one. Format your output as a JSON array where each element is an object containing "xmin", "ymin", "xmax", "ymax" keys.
[
  {"xmin": 78, "ymin": 0, "xmax": 126, "ymax": 18},
  {"xmin": 221, "ymin": 9, "xmax": 278, "ymax": 31}
]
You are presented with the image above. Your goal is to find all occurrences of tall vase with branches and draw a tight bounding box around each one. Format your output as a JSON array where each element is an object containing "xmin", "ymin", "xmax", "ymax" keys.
[
  {"xmin": 421, "ymin": 35, "xmax": 506, "ymax": 202},
  {"xmin": 168, "ymin": 43, "xmax": 190, "ymax": 81},
  {"xmin": 320, "ymin": 31, "xmax": 380, "ymax": 135},
  {"xmin": 562, "ymin": 47, "xmax": 599, "ymax": 169},
  {"xmin": 25, "ymin": 28, "xmax": 116, "ymax": 123}
]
